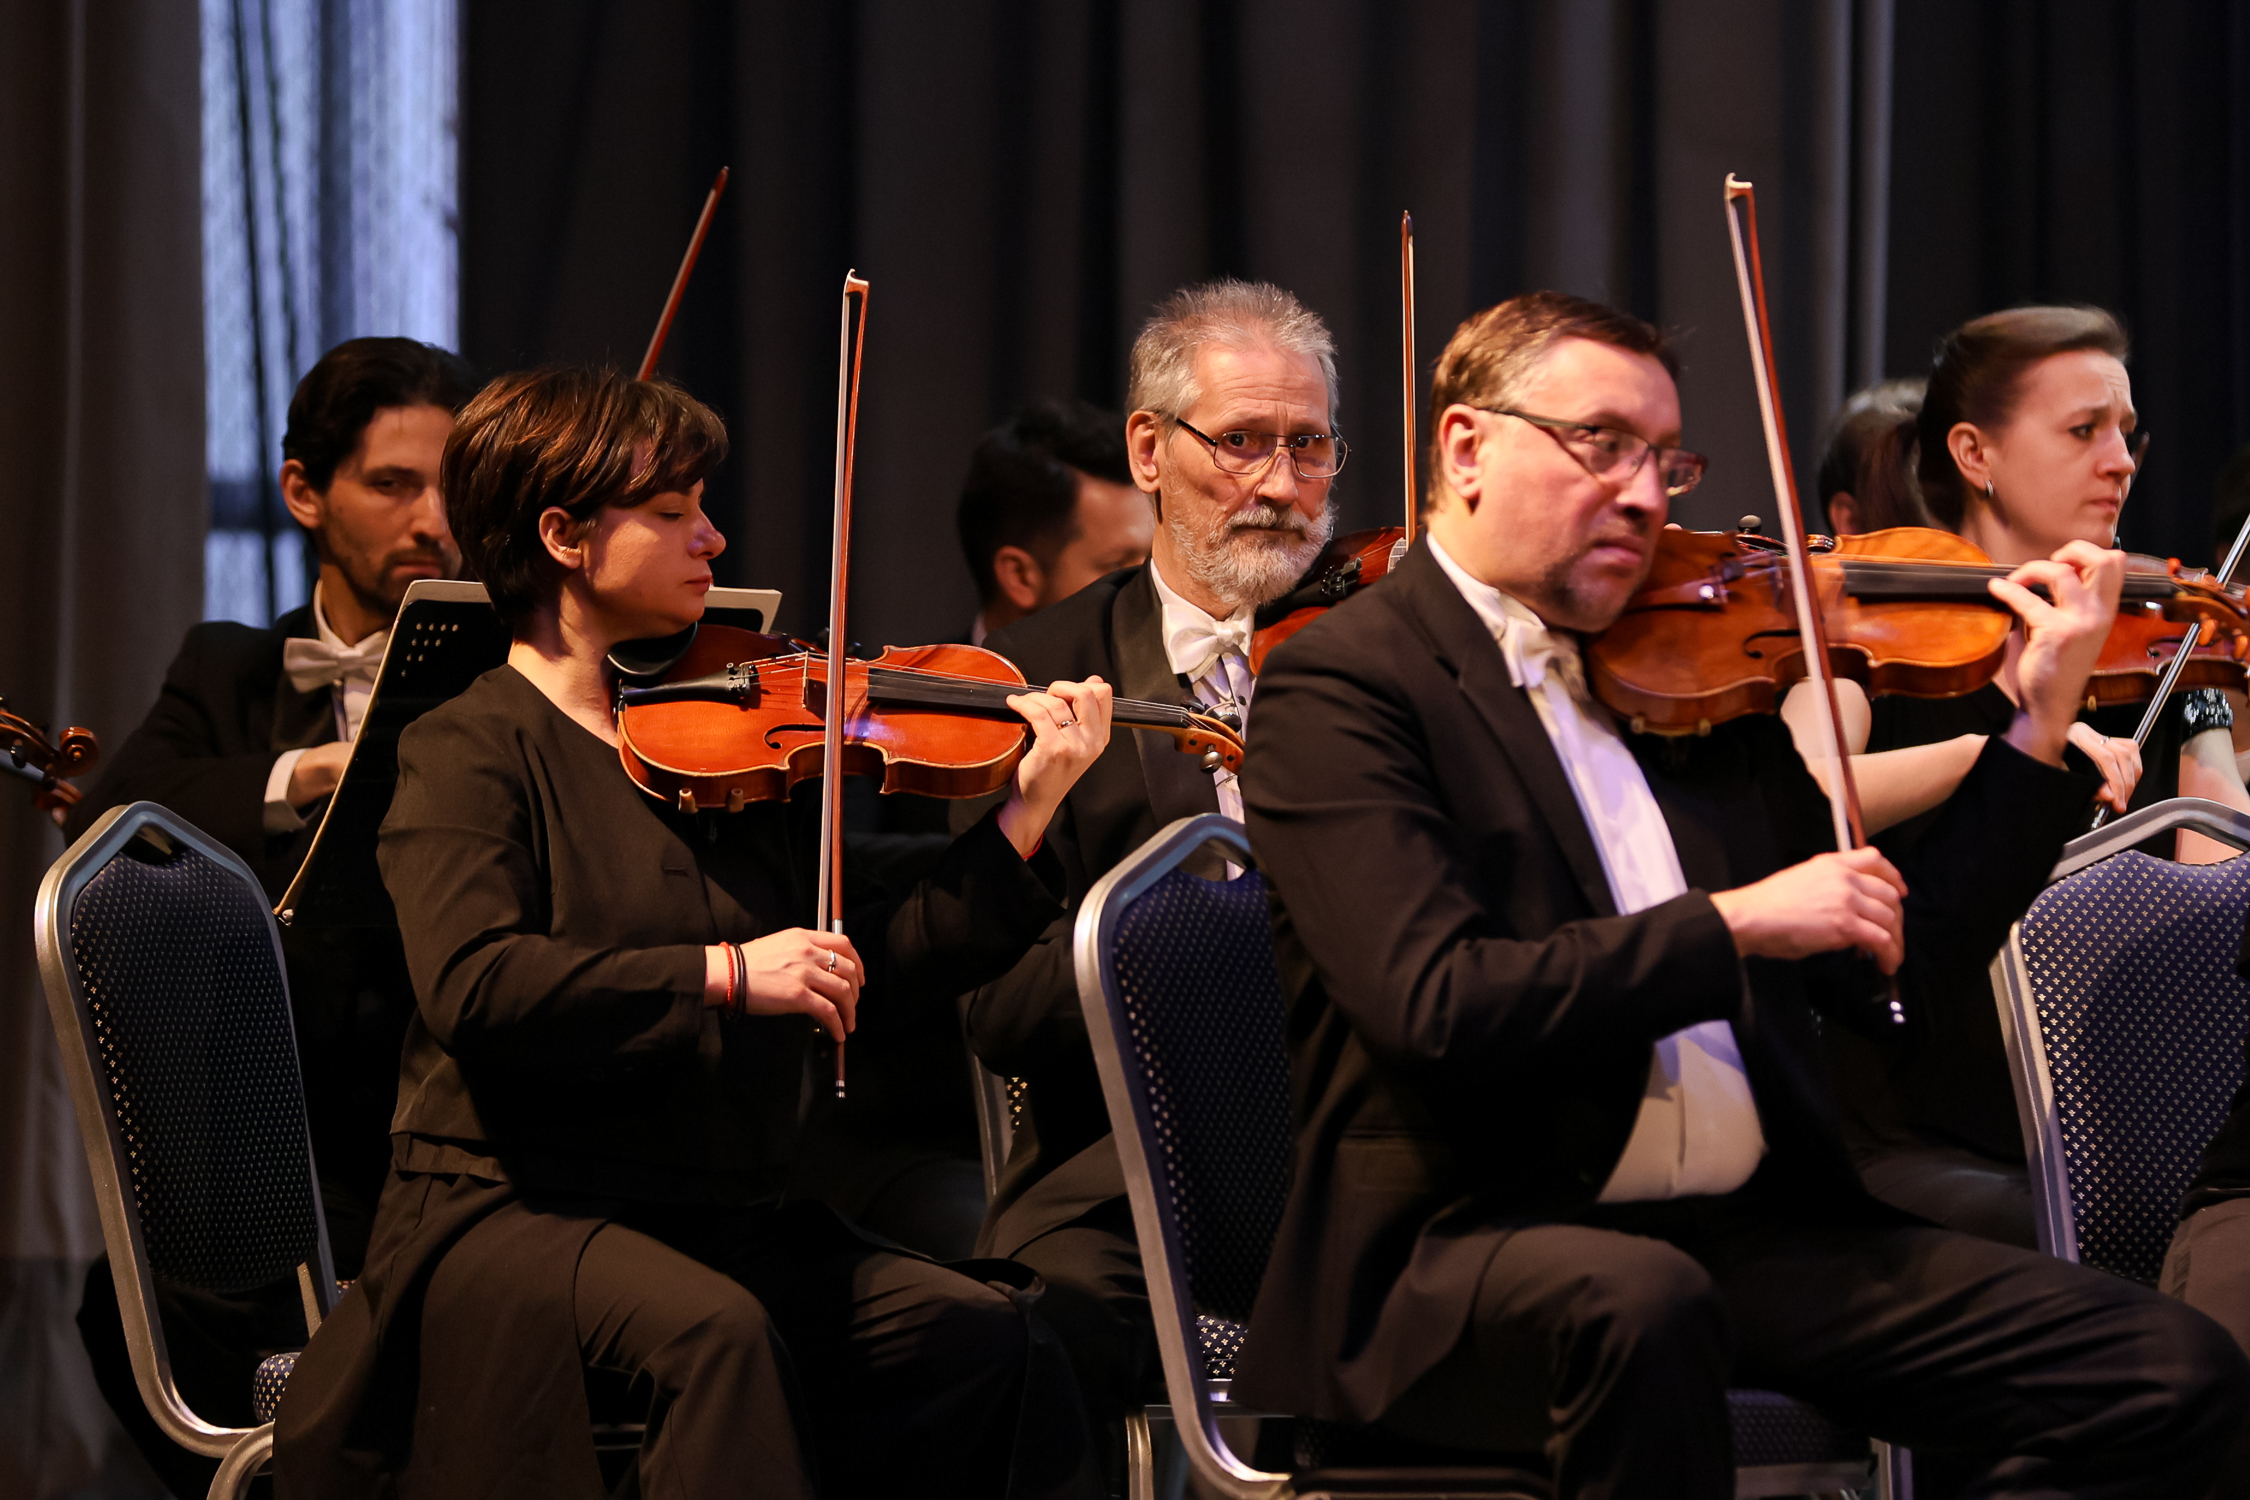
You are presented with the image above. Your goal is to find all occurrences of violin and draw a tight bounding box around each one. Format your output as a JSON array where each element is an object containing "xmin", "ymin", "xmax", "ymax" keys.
[
  {"xmin": 0, "ymin": 695, "xmax": 98, "ymax": 814},
  {"xmin": 1588, "ymin": 524, "xmax": 2250, "ymax": 736},
  {"xmin": 1249, "ymin": 211, "xmax": 1423, "ymax": 673},
  {"xmin": 1250, "ymin": 526, "xmax": 1407, "ymax": 672},
  {"xmin": 612, "ymin": 624, "xmax": 1244, "ymax": 813}
]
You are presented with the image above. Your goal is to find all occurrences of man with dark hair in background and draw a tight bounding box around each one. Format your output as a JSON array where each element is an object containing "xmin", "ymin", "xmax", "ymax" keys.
[
  {"xmin": 64, "ymin": 335, "xmax": 476, "ymax": 1496},
  {"xmin": 958, "ymin": 399, "xmax": 1153, "ymax": 645}
]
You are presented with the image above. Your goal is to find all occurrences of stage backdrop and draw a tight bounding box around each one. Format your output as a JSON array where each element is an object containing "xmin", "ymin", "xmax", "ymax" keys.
[
  {"xmin": 0, "ymin": 4, "xmax": 204, "ymax": 1495},
  {"xmin": 461, "ymin": 0, "xmax": 2250, "ymax": 654}
]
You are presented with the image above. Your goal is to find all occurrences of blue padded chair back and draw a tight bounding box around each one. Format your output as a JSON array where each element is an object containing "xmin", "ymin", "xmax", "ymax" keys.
[
  {"xmin": 2006, "ymin": 847, "xmax": 2250, "ymax": 1283},
  {"xmin": 1105, "ymin": 861, "xmax": 1296, "ymax": 1323},
  {"xmin": 45, "ymin": 806, "xmax": 326, "ymax": 1295}
]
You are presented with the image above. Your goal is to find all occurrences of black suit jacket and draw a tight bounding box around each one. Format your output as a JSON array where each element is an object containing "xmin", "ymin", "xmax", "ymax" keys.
[
  {"xmin": 64, "ymin": 603, "xmax": 332, "ymax": 893},
  {"xmin": 1234, "ymin": 540, "xmax": 2097, "ymax": 1422},
  {"xmin": 62, "ymin": 603, "xmax": 407, "ymax": 1269},
  {"xmin": 959, "ymin": 566, "xmax": 1224, "ymax": 1256}
]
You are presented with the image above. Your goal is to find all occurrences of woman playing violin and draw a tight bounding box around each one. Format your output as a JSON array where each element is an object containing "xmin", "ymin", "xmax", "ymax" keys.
[
  {"xmin": 276, "ymin": 368, "xmax": 1112, "ymax": 1500},
  {"xmin": 1786, "ymin": 307, "xmax": 2250, "ymax": 854},
  {"xmin": 1791, "ymin": 307, "xmax": 2250, "ymax": 1255}
]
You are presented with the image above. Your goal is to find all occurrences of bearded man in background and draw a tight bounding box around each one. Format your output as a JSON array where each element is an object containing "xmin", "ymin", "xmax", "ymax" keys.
[{"xmin": 954, "ymin": 279, "xmax": 1344, "ymax": 1465}]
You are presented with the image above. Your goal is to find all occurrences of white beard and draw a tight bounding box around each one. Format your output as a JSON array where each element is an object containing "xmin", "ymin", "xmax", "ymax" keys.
[{"xmin": 1166, "ymin": 498, "xmax": 1335, "ymax": 614}]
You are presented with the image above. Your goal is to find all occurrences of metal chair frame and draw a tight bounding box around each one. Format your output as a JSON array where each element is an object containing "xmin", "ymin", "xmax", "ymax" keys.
[
  {"xmin": 970, "ymin": 1038, "xmax": 1017, "ymax": 1203},
  {"xmin": 1991, "ymin": 796, "xmax": 2250, "ymax": 1265},
  {"xmin": 1073, "ymin": 814, "xmax": 1883, "ymax": 1500},
  {"xmin": 36, "ymin": 801, "xmax": 340, "ymax": 1500}
]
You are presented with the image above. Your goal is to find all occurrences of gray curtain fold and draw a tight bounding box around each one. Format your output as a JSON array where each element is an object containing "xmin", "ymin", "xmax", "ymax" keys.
[{"xmin": 0, "ymin": 1, "xmax": 204, "ymax": 1494}]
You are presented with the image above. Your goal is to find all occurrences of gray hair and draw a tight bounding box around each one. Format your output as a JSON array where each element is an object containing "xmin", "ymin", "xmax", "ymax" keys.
[{"xmin": 1125, "ymin": 279, "xmax": 1340, "ymax": 422}]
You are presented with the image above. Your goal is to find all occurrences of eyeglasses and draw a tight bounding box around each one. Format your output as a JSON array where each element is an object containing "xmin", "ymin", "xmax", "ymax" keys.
[
  {"xmin": 1172, "ymin": 418, "xmax": 1349, "ymax": 480},
  {"xmin": 2128, "ymin": 429, "xmax": 2152, "ymax": 469},
  {"xmin": 1480, "ymin": 407, "xmax": 1709, "ymax": 497}
]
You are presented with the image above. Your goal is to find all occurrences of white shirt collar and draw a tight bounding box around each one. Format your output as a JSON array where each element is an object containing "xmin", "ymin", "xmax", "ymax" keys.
[
  {"xmin": 310, "ymin": 579, "xmax": 388, "ymax": 656},
  {"xmin": 1424, "ymin": 530, "xmax": 1586, "ymax": 697},
  {"xmin": 1147, "ymin": 556, "xmax": 1255, "ymax": 685}
]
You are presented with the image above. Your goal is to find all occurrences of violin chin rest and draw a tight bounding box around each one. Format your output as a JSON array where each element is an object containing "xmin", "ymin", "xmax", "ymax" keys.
[{"xmin": 608, "ymin": 624, "xmax": 700, "ymax": 680}]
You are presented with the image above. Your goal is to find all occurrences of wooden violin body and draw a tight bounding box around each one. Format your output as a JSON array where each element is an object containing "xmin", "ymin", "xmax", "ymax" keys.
[
  {"xmin": 1588, "ymin": 526, "xmax": 2250, "ymax": 736},
  {"xmin": 1250, "ymin": 527, "xmax": 1408, "ymax": 673},
  {"xmin": 1589, "ymin": 527, "xmax": 2015, "ymax": 736},
  {"xmin": 615, "ymin": 623, "xmax": 1244, "ymax": 813}
]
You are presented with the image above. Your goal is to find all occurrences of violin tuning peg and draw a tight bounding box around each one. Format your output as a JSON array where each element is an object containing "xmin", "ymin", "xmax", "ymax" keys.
[
  {"xmin": 1202, "ymin": 749, "xmax": 1221, "ymax": 771},
  {"xmin": 1736, "ymin": 515, "xmax": 1764, "ymax": 534}
]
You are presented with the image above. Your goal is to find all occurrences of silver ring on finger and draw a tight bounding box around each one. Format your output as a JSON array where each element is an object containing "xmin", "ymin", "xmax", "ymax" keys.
[{"xmin": 825, "ymin": 949, "xmax": 839, "ymax": 973}]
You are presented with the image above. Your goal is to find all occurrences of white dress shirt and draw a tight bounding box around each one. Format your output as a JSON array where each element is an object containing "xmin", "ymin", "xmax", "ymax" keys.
[
  {"xmin": 262, "ymin": 582, "xmax": 388, "ymax": 834},
  {"xmin": 1427, "ymin": 533, "xmax": 1767, "ymax": 1202},
  {"xmin": 1148, "ymin": 558, "xmax": 1256, "ymax": 825}
]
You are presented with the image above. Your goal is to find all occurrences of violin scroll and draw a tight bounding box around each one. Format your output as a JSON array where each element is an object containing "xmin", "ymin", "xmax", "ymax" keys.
[{"xmin": 0, "ymin": 696, "xmax": 99, "ymax": 814}]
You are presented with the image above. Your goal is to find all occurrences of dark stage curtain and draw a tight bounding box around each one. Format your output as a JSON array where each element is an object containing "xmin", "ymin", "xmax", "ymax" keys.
[
  {"xmin": 462, "ymin": 0, "xmax": 1904, "ymax": 648},
  {"xmin": 1887, "ymin": 0, "xmax": 2250, "ymax": 565},
  {"xmin": 464, "ymin": 2, "xmax": 2250, "ymax": 646},
  {"xmin": 0, "ymin": 4, "xmax": 205, "ymax": 1495}
]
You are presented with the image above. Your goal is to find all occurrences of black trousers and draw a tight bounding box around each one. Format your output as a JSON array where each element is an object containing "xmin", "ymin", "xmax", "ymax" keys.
[
  {"xmin": 1008, "ymin": 1199, "xmax": 1156, "ymax": 1420},
  {"xmin": 569, "ymin": 1199, "xmax": 1031, "ymax": 1500},
  {"xmin": 1380, "ymin": 1196, "xmax": 2249, "ymax": 1499},
  {"xmin": 2163, "ymin": 1196, "xmax": 2250, "ymax": 1500}
]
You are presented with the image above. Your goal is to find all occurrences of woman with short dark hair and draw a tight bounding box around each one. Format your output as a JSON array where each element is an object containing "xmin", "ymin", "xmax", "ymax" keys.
[{"xmin": 277, "ymin": 366, "xmax": 1114, "ymax": 1500}]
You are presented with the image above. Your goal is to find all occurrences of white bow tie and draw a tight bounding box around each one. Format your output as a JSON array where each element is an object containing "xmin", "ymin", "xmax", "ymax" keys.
[
  {"xmin": 283, "ymin": 633, "xmax": 388, "ymax": 695},
  {"xmin": 1507, "ymin": 617, "xmax": 1589, "ymax": 700},
  {"xmin": 1167, "ymin": 613, "xmax": 1254, "ymax": 687}
]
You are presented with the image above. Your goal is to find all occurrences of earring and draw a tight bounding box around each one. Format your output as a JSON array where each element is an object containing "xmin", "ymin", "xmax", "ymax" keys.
[{"xmin": 1986, "ymin": 481, "xmax": 1996, "ymax": 501}]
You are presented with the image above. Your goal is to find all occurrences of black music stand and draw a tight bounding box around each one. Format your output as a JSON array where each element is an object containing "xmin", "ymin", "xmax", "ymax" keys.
[{"xmin": 276, "ymin": 580, "xmax": 782, "ymax": 928}]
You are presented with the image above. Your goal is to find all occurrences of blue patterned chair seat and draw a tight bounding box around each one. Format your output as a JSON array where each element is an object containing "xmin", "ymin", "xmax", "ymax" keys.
[{"xmin": 253, "ymin": 1351, "xmax": 298, "ymax": 1425}]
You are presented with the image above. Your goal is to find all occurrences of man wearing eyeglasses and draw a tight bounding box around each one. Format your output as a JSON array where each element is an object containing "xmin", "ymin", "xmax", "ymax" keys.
[
  {"xmin": 1231, "ymin": 291, "xmax": 2247, "ymax": 1495},
  {"xmin": 956, "ymin": 279, "xmax": 1344, "ymax": 1447}
]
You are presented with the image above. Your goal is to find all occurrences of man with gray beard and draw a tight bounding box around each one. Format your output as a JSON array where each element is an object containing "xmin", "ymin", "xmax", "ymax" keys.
[{"xmin": 956, "ymin": 280, "xmax": 1342, "ymax": 1462}]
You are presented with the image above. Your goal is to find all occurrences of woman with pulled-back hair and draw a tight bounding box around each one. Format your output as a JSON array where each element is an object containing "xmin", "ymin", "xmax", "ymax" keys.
[{"xmin": 1783, "ymin": 307, "xmax": 2250, "ymax": 1254}]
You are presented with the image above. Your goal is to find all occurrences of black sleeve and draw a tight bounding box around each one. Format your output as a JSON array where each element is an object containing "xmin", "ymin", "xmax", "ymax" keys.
[
  {"xmin": 1883, "ymin": 735, "xmax": 2097, "ymax": 1019},
  {"xmin": 1243, "ymin": 644, "xmax": 1746, "ymax": 1102},
  {"xmin": 380, "ymin": 707, "xmax": 1065, "ymax": 1079},
  {"xmin": 379, "ymin": 712, "xmax": 711, "ymax": 1075},
  {"xmin": 64, "ymin": 627, "xmax": 289, "ymax": 876},
  {"xmin": 867, "ymin": 804, "xmax": 1068, "ymax": 1013},
  {"xmin": 961, "ymin": 912, "xmax": 1082, "ymax": 1078}
]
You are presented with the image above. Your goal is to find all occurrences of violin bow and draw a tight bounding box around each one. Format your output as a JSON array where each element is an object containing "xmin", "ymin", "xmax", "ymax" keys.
[
  {"xmin": 816, "ymin": 271, "xmax": 871, "ymax": 1098},
  {"xmin": 635, "ymin": 167, "xmax": 730, "ymax": 381},
  {"xmin": 1400, "ymin": 211, "xmax": 1419, "ymax": 542},
  {"xmin": 1723, "ymin": 174, "xmax": 1872, "ymax": 857},
  {"xmin": 2088, "ymin": 499, "xmax": 2250, "ymax": 829}
]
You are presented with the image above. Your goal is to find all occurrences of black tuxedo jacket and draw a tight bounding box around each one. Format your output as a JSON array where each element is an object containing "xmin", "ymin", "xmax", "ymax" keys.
[
  {"xmin": 64, "ymin": 603, "xmax": 332, "ymax": 895},
  {"xmin": 959, "ymin": 565, "xmax": 1225, "ymax": 1256},
  {"xmin": 1234, "ymin": 540, "xmax": 2097, "ymax": 1422}
]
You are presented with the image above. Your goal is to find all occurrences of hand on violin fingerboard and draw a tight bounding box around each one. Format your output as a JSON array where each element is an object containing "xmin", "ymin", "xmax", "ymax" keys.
[
  {"xmin": 1990, "ymin": 540, "xmax": 2126, "ymax": 766},
  {"xmin": 996, "ymin": 676, "xmax": 1114, "ymax": 859}
]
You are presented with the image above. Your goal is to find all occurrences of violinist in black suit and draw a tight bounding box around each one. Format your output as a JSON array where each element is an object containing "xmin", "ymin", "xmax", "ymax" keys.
[
  {"xmin": 64, "ymin": 336, "xmax": 475, "ymax": 1497},
  {"xmin": 960, "ymin": 280, "xmax": 1344, "ymax": 1426},
  {"xmin": 1235, "ymin": 291, "xmax": 2248, "ymax": 1496}
]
